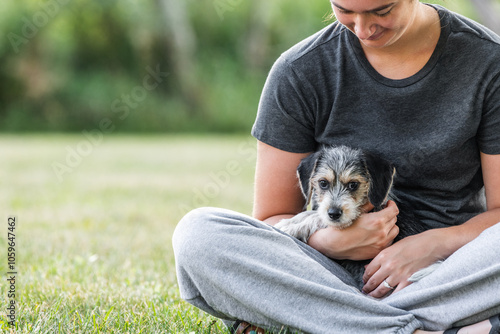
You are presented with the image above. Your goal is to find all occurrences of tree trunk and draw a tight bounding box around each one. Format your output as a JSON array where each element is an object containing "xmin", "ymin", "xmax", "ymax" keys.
[
  {"xmin": 244, "ymin": 0, "xmax": 273, "ymax": 69},
  {"xmin": 157, "ymin": 0, "xmax": 202, "ymax": 114}
]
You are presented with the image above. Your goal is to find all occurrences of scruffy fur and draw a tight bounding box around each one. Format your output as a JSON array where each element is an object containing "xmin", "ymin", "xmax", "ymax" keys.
[{"xmin": 275, "ymin": 145, "xmax": 440, "ymax": 288}]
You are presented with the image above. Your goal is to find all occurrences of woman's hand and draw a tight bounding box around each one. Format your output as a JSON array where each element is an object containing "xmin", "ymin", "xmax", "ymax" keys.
[
  {"xmin": 362, "ymin": 228, "xmax": 446, "ymax": 298},
  {"xmin": 307, "ymin": 201, "xmax": 400, "ymax": 261},
  {"xmin": 360, "ymin": 153, "xmax": 500, "ymax": 299}
]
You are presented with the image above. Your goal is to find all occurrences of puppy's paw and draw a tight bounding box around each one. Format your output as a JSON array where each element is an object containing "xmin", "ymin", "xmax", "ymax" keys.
[
  {"xmin": 275, "ymin": 211, "xmax": 315, "ymax": 227},
  {"xmin": 275, "ymin": 211, "xmax": 324, "ymax": 243}
]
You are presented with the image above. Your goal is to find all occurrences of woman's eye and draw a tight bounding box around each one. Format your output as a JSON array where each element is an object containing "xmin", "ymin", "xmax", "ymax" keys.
[
  {"xmin": 334, "ymin": 6, "xmax": 353, "ymax": 15},
  {"xmin": 347, "ymin": 182, "xmax": 359, "ymax": 191},
  {"xmin": 319, "ymin": 180, "xmax": 330, "ymax": 190},
  {"xmin": 339, "ymin": 9, "xmax": 352, "ymax": 15},
  {"xmin": 374, "ymin": 8, "xmax": 393, "ymax": 17}
]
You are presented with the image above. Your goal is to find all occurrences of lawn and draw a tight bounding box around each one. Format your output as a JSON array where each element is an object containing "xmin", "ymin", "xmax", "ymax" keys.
[{"xmin": 0, "ymin": 134, "xmax": 257, "ymax": 333}]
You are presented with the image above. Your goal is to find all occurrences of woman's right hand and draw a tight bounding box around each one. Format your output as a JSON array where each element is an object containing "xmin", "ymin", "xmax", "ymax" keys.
[{"xmin": 307, "ymin": 201, "xmax": 400, "ymax": 261}]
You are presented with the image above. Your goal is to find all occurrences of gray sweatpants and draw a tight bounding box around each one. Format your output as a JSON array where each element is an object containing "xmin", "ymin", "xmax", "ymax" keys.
[{"xmin": 172, "ymin": 207, "xmax": 500, "ymax": 334}]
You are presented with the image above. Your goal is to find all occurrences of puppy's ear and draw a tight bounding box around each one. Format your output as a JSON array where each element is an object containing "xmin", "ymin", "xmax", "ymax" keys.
[
  {"xmin": 363, "ymin": 151, "xmax": 395, "ymax": 210},
  {"xmin": 297, "ymin": 151, "xmax": 322, "ymax": 208}
]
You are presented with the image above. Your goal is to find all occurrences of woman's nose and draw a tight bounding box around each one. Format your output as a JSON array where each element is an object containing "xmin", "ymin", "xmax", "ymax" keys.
[{"xmin": 353, "ymin": 15, "xmax": 376, "ymax": 39}]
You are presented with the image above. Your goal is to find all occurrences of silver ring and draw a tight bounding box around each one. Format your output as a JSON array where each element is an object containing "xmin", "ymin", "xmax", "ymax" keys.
[{"xmin": 383, "ymin": 280, "xmax": 395, "ymax": 290}]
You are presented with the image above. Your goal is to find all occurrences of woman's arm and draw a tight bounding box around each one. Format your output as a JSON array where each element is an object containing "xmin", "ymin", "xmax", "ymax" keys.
[
  {"xmin": 457, "ymin": 152, "xmax": 500, "ymax": 238},
  {"xmin": 252, "ymin": 141, "xmax": 310, "ymax": 224},
  {"xmin": 362, "ymin": 152, "xmax": 500, "ymax": 298}
]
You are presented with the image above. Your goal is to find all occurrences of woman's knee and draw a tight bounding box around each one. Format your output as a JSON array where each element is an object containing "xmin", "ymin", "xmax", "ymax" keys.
[
  {"xmin": 173, "ymin": 207, "xmax": 219, "ymax": 257},
  {"xmin": 172, "ymin": 206, "xmax": 274, "ymax": 273},
  {"xmin": 173, "ymin": 207, "xmax": 252, "ymax": 265}
]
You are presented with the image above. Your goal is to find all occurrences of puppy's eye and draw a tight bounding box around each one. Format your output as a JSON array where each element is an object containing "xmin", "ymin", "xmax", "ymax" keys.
[
  {"xmin": 347, "ymin": 182, "xmax": 359, "ymax": 191},
  {"xmin": 319, "ymin": 179, "xmax": 329, "ymax": 190}
]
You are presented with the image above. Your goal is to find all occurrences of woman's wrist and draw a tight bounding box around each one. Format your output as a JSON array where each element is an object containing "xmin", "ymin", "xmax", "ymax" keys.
[
  {"xmin": 307, "ymin": 227, "xmax": 353, "ymax": 260},
  {"xmin": 307, "ymin": 228, "xmax": 334, "ymax": 257},
  {"xmin": 424, "ymin": 227, "xmax": 461, "ymax": 261}
]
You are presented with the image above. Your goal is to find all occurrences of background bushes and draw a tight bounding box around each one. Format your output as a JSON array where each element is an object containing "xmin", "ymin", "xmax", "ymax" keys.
[{"xmin": 0, "ymin": 0, "xmax": 492, "ymax": 133}]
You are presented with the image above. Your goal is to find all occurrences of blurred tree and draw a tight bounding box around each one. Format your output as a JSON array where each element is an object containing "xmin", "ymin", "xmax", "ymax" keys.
[
  {"xmin": 469, "ymin": 0, "xmax": 500, "ymax": 34},
  {"xmin": 158, "ymin": 0, "xmax": 203, "ymax": 115},
  {"xmin": 0, "ymin": 0, "xmax": 492, "ymax": 133},
  {"xmin": 244, "ymin": 0, "xmax": 273, "ymax": 69}
]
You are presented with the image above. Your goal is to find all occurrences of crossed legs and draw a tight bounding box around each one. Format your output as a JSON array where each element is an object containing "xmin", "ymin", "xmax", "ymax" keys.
[{"xmin": 173, "ymin": 207, "xmax": 500, "ymax": 333}]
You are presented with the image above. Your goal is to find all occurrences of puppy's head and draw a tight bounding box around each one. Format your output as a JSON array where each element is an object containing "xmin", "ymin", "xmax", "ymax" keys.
[{"xmin": 297, "ymin": 146, "xmax": 395, "ymax": 229}]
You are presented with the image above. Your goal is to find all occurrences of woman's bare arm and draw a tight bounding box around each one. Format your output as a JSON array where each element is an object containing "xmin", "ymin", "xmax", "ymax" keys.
[{"xmin": 252, "ymin": 141, "xmax": 311, "ymax": 224}]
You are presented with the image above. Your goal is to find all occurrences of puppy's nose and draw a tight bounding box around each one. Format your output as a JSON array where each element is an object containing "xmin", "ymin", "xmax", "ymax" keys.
[{"xmin": 328, "ymin": 208, "xmax": 343, "ymax": 221}]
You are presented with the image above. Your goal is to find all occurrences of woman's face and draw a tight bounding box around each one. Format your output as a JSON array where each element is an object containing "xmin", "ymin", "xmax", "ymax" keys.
[{"xmin": 330, "ymin": 0, "xmax": 420, "ymax": 49}]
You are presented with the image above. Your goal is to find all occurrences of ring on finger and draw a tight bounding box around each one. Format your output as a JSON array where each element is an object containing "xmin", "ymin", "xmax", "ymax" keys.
[{"xmin": 383, "ymin": 280, "xmax": 395, "ymax": 290}]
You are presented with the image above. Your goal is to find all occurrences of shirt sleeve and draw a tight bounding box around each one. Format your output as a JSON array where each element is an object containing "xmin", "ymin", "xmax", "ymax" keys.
[
  {"xmin": 251, "ymin": 55, "xmax": 317, "ymax": 153},
  {"xmin": 478, "ymin": 71, "xmax": 500, "ymax": 155}
]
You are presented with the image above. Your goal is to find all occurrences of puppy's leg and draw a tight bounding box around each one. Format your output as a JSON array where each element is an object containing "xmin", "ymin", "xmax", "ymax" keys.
[{"xmin": 275, "ymin": 211, "xmax": 328, "ymax": 243}]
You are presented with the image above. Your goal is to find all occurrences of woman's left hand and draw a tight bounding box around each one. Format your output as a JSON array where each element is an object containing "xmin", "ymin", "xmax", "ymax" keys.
[
  {"xmin": 363, "ymin": 153, "xmax": 500, "ymax": 299},
  {"xmin": 362, "ymin": 229, "xmax": 445, "ymax": 298}
]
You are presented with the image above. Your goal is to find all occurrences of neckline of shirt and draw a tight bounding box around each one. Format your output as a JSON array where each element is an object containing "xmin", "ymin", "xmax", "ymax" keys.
[{"xmin": 346, "ymin": 4, "xmax": 450, "ymax": 88}]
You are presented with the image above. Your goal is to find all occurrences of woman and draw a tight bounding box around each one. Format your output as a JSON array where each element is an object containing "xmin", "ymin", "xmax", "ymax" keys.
[{"xmin": 173, "ymin": 1, "xmax": 500, "ymax": 333}]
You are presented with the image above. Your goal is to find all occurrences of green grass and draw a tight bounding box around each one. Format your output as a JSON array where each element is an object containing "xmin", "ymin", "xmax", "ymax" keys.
[{"xmin": 0, "ymin": 134, "xmax": 257, "ymax": 333}]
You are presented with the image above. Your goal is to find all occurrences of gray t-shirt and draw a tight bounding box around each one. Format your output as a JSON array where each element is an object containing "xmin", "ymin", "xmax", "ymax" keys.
[{"xmin": 252, "ymin": 5, "xmax": 500, "ymax": 229}]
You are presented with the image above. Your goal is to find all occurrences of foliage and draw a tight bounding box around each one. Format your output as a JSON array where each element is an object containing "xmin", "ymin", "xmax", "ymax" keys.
[{"xmin": 0, "ymin": 0, "xmax": 487, "ymax": 133}]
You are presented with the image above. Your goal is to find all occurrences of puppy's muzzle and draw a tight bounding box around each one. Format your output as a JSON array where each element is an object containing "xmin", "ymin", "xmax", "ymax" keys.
[{"xmin": 328, "ymin": 207, "xmax": 343, "ymax": 221}]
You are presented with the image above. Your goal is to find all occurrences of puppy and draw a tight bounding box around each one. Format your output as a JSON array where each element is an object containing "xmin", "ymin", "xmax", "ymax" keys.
[{"xmin": 275, "ymin": 145, "xmax": 440, "ymax": 289}]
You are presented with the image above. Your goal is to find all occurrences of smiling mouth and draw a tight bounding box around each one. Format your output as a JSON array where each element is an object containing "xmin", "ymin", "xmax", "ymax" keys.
[{"xmin": 367, "ymin": 30, "xmax": 385, "ymax": 41}]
